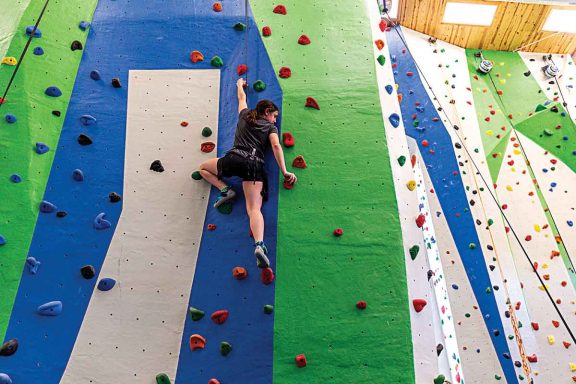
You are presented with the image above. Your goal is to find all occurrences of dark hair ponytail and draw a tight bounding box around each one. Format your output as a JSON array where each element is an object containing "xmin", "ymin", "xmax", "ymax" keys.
[{"xmin": 245, "ymin": 99, "xmax": 278, "ymax": 126}]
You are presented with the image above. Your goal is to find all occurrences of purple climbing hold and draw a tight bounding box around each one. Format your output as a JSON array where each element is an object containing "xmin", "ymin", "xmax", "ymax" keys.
[
  {"xmin": 385, "ymin": 84, "xmax": 393, "ymax": 95},
  {"xmin": 97, "ymin": 278, "xmax": 116, "ymax": 291},
  {"xmin": 0, "ymin": 373, "xmax": 12, "ymax": 384},
  {"xmin": 80, "ymin": 114, "xmax": 97, "ymax": 126},
  {"xmin": 90, "ymin": 70, "xmax": 101, "ymax": 80},
  {"xmin": 40, "ymin": 200, "xmax": 57, "ymax": 213},
  {"xmin": 389, "ymin": 113, "xmax": 400, "ymax": 128},
  {"xmin": 26, "ymin": 257, "xmax": 41, "ymax": 274},
  {"xmin": 10, "ymin": 174, "xmax": 21, "ymax": 183},
  {"xmin": 94, "ymin": 212, "xmax": 111, "ymax": 229},
  {"xmin": 45, "ymin": 86, "xmax": 62, "ymax": 97},
  {"xmin": 25, "ymin": 25, "xmax": 42, "ymax": 37},
  {"xmin": 33, "ymin": 47, "xmax": 44, "ymax": 55},
  {"xmin": 72, "ymin": 169, "xmax": 84, "ymax": 181},
  {"xmin": 37, "ymin": 301, "xmax": 62, "ymax": 316},
  {"xmin": 35, "ymin": 142, "xmax": 49, "ymax": 154}
]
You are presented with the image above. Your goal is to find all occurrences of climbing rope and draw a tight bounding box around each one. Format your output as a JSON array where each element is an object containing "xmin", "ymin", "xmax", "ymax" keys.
[
  {"xmin": 0, "ymin": 0, "xmax": 51, "ymax": 109},
  {"xmin": 382, "ymin": 11, "xmax": 576, "ymax": 346}
]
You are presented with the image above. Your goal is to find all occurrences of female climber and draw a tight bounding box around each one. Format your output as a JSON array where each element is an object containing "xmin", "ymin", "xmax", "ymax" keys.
[{"xmin": 198, "ymin": 78, "xmax": 297, "ymax": 269}]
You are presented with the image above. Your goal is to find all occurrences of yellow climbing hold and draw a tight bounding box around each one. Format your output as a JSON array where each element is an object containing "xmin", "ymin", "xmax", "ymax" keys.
[
  {"xmin": 570, "ymin": 362, "xmax": 576, "ymax": 372},
  {"xmin": 543, "ymin": 263, "xmax": 549, "ymax": 269},
  {"xmin": 486, "ymin": 130, "xmax": 494, "ymax": 136},
  {"xmin": 1, "ymin": 56, "xmax": 17, "ymax": 66},
  {"xmin": 548, "ymin": 335, "xmax": 555, "ymax": 345},
  {"xmin": 499, "ymin": 62, "xmax": 505, "ymax": 66},
  {"xmin": 499, "ymin": 79, "xmax": 506, "ymax": 85},
  {"xmin": 538, "ymin": 284, "xmax": 549, "ymax": 291},
  {"xmin": 513, "ymin": 149, "xmax": 521, "ymax": 155},
  {"xmin": 506, "ymin": 185, "xmax": 513, "ymax": 191},
  {"xmin": 407, "ymin": 180, "xmax": 416, "ymax": 191},
  {"xmin": 507, "ymin": 73, "xmax": 511, "ymax": 77},
  {"xmin": 534, "ymin": 224, "xmax": 541, "ymax": 232}
]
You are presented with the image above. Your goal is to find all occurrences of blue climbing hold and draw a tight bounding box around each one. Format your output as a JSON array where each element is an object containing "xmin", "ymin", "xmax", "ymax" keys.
[
  {"xmin": 385, "ymin": 84, "xmax": 393, "ymax": 95},
  {"xmin": 35, "ymin": 142, "xmax": 49, "ymax": 154},
  {"xmin": 25, "ymin": 25, "xmax": 42, "ymax": 37},
  {"xmin": 94, "ymin": 212, "xmax": 111, "ymax": 229},
  {"xmin": 0, "ymin": 235, "xmax": 6, "ymax": 246},
  {"xmin": 72, "ymin": 169, "xmax": 84, "ymax": 181},
  {"xmin": 543, "ymin": 100, "xmax": 552, "ymax": 106},
  {"xmin": 26, "ymin": 257, "xmax": 41, "ymax": 274},
  {"xmin": 79, "ymin": 21, "xmax": 90, "ymax": 31},
  {"xmin": 564, "ymin": 136, "xmax": 569, "ymax": 141},
  {"xmin": 33, "ymin": 47, "xmax": 44, "ymax": 55},
  {"xmin": 416, "ymin": 106, "xmax": 425, "ymax": 113},
  {"xmin": 45, "ymin": 86, "xmax": 62, "ymax": 97},
  {"xmin": 80, "ymin": 114, "xmax": 97, "ymax": 126},
  {"xmin": 98, "ymin": 278, "xmax": 116, "ymax": 291},
  {"xmin": 389, "ymin": 113, "xmax": 400, "ymax": 128},
  {"xmin": 90, "ymin": 70, "xmax": 101, "ymax": 80},
  {"xmin": 452, "ymin": 283, "xmax": 459, "ymax": 290},
  {"xmin": 5, "ymin": 114, "xmax": 16, "ymax": 123},
  {"xmin": 568, "ymin": 220, "xmax": 574, "ymax": 227},
  {"xmin": 37, "ymin": 301, "xmax": 62, "ymax": 316},
  {"xmin": 391, "ymin": 55, "xmax": 397, "ymax": 62},
  {"xmin": 0, "ymin": 373, "xmax": 12, "ymax": 384},
  {"xmin": 561, "ymin": 111, "xmax": 566, "ymax": 117},
  {"xmin": 40, "ymin": 200, "xmax": 57, "ymax": 213},
  {"xmin": 10, "ymin": 174, "xmax": 21, "ymax": 183}
]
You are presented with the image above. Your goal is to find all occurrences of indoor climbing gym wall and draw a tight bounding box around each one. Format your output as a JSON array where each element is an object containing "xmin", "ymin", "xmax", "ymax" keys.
[{"xmin": 1, "ymin": 0, "xmax": 576, "ymax": 383}]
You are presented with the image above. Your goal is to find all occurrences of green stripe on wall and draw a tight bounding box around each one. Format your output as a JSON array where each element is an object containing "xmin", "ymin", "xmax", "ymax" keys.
[
  {"xmin": 0, "ymin": 0, "xmax": 98, "ymax": 341},
  {"xmin": 251, "ymin": 1, "xmax": 414, "ymax": 382}
]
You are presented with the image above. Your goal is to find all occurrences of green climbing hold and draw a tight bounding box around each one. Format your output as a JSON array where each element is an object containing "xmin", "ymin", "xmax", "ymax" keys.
[
  {"xmin": 413, "ymin": 120, "xmax": 419, "ymax": 127},
  {"xmin": 434, "ymin": 374, "xmax": 446, "ymax": 384},
  {"xmin": 233, "ymin": 22, "xmax": 246, "ymax": 31},
  {"xmin": 409, "ymin": 245, "xmax": 420, "ymax": 260},
  {"xmin": 156, "ymin": 373, "xmax": 171, "ymax": 384},
  {"xmin": 469, "ymin": 243, "xmax": 476, "ymax": 249},
  {"xmin": 377, "ymin": 55, "xmax": 386, "ymax": 66},
  {"xmin": 211, "ymin": 55, "xmax": 224, "ymax": 68},
  {"xmin": 264, "ymin": 304, "xmax": 274, "ymax": 314},
  {"xmin": 217, "ymin": 202, "xmax": 233, "ymax": 214},
  {"xmin": 495, "ymin": 374, "xmax": 502, "ymax": 380},
  {"xmin": 465, "ymin": 313, "xmax": 471, "ymax": 318},
  {"xmin": 486, "ymin": 287, "xmax": 492, "ymax": 294},
  {"xmin": 190, "ymin": 307, "xmax": 205, "ymax": 321},
  {"xmin": 487, "ymin": 218, "xmax": 494, "ymax": 226},
  {"xmin": 397, "ymin": 155, "xmax": 406, "ymax": 166},
  {"xmin": 543, "ymin": 129, "xmax": 553, "ymax": 136},
  {"xmin": 253, "ymin": 80, "xmax": 266, "ymax": 92},
  {"xmin": 535, "ymin": 104, "xmax": 547, "ymax": 112},
  {"xmin": 202, "ymin": 127, "xmax": 212, "ymax": 137},
  {"xmin": 220, "ymin": 341, "xmax": 232, "ymax": 356},
  {"xmin": 191, "ymin": 171, "xmax": 203, "ymax": 180}
]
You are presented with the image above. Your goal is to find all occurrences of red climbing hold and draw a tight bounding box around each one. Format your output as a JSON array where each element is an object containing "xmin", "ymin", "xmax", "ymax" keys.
[
  {"xmin": 282, "ymin": 132, "xmax": 294, "ymax": 147},
  {"xmin": 210, "ymin": 310, "xmax": 229, "ymax": 325},
  {"xmin": 552, "ymin": 320, "xmax": 560, "ymax": 328},
  {"xmin": 525, "ymin": 235, "xmax": 532, "ymax": 241},
  {"xmin": 283, "ymin": 178, "xmax": 295, "ymax": 190},
  {"xmin": 190, "ymin": 334, "xmax": 206, "ymax": 351},
  {"xmin": 201, "ymin": 142, "xmax": 216, "ymax": 153},
  {"xmin": 562, "ymin": 281, "xmax": 568, "ymax": 287},
  {"xmin": 406, "ymin": 71, "xmax": 414, "ymax": 76},
  {"xmin": 237, "ymin": 64, "xmax": 248, "ymax": 76},
  {"xmin": 422, "ymin": 139, "xmax": 429, "ymax": 147},
  {"xmin": 262, "ymin": 26, "xmax": 272, "ymax": 36},
  {"xmin": 261, "ymin": 268, "xmax": 275, "ymax": 285},
  {"xmin": 485, "ymin": 117, "xmax": 491, "ymax": 122},
  {"xmin": 416, "ymin": 214, "xmax": 426, "ymax": 228},
  {"xmin": 208, "ymin": 379, "xmax": 221, "ymax": 384},
  {"xmin": 305, "ymin": 96, "xmax": 320, "ymax": 110},
  {"xmin": 180, "ymin": 121, "xmax": 189, "ymax": 127},
  {"xmin": 207, "ymin": 224, "xmax": 216, "ymax": 231},
  {"xmin": 527, "ymin": 354, "xmax": 538, "ymax": 363},
  {"xmin": 333, "ymin": 228, "xmax": 343, "ymax": 237},
  {"xmin": 412, "ymin": 299, "xmax": 427, "ymax": 313},
  {"xmin": 531, "ymin": 322, "xmax": 539, "ymax": 331},
  {"xmin": 279, "ymin": 66, "xmax": 291, "ymax": 78},
  {"xmin": 273, "ymin": 4, "xmax": 287, "ymax": 14},
  {"xmin": 356, "ymin": 301, "xmax": 367, "ymax": 310},
  {"xmin": 411, "ymin": 155, "xmax": 417, "ymax": 167},
  {"xmin": 292, "ymin": 155, "xmax": 307, "ymax": 169},
  {"xmin": 212, "ymin": 2, "xmax": 222, "ymax": 12},
  {"xmin": 295, "ymin": 354, "xmax": 307, "ymax": 368},
  {"xmin": 298, "ymin": 35, "xmax": 311, "ymax": 45},
  {"xmin": 564, "ymin": 341, "xmax": 572, "ymax": 349},
  {"xmin": 490, "ymin": 110, "xmax": 496, "ymax": 115},
  {"xmin": 374, "ymin": 39, "xmax": 385, "ymax": 50},
  {"xmin": 379, "ymin": 19, "xmax": 386, "ymax": 32},
  {"xmin": 233, "ymin": 267, "xmax": 248, "ymax": 280},
  {"xmin": 0, "ymin": 97, "xmax": 5, "ymax": 104},
  {"xmin": 190, "ymin": 50, "xmax": 204, "ymax": 63}
]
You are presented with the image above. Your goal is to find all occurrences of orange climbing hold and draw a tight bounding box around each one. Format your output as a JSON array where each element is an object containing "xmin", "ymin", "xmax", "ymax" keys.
[
  {"xmin": 397, "ymin": 94, "xmax": 403, "ymax": 103},
  {"xmin": 292, "ymin": 155, "xmax": 307, "ymax": 169},
  {"xmin": 412, "ymin": 299, "xmax": 427, "ymax": 313},
  {"xmin": 374, "ymin": 39, "xmax": 385, "ymax": 50},
  {"xmin": 273, "ymin": 4, "xmax": 287, "ymax": 14},
  {"xmin": 201, "ymin": 142, "xmax": 216, "ymax": 153},
  {"xmin": 210, "ymin": 310, "xmax": 229, "ymax": 325},
  {"xmin": 212, "ymin": 2, "xmax": 222, "ymax": 12},
  {"xmin": 279, "ymin": 66, "xmax": 291, "ymax": 78},
  {"xmin": 233, "ymin": 267, "xmax": 248, "ymax": 280},
  {"xmin": 261, "ymin": 267, "xmax": 275, "ymax": 285},
  {"xmin": 298, "ymin": 35, "xmax": 311, "ymax": 45},
  {"xmin": 262, "ymin": 26, "xmax": 272, "ymax": 36},
  {"xmin": 208, "ymin": 379, "xmax": 221, "ymax": 384},
  {"xmin": 305, "ymin": 96, "xmax": 320, "ymax": 110},
  {"xmin": 190, "ymin": 51, "xmax": 204, "ymax": 63},
  {"xmin": 411, "ymin": 155, "xmax": 417, "ymax": 167},
  {"xmin": 190, "ymin": 334, "xmax": 206, "ymax": 351},
  {"xmin": 282, "ymin": 132, "xmax": 294, "ymax": 147},
  {"xmin": 237, "ymin": 64, "xmax": 248, "ymax": 76},
  {"xmin": 295, "ymin": 354, "xmax": 307, "ymax": 368}
]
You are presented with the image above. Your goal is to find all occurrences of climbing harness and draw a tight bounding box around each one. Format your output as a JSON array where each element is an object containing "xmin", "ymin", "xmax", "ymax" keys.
[{"xmin": 0, "ymin": 0, "xmax": 51, "ymax": 108}]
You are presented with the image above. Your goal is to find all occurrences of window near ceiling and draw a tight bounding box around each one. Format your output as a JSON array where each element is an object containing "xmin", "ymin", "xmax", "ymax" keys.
[
  {"xmin": 442, "ymin": 2, "xmax": 498, "ymax": 26},
  {"xmin": 543, "ymin": 9, "xmax": 576, "ymax": 33}
]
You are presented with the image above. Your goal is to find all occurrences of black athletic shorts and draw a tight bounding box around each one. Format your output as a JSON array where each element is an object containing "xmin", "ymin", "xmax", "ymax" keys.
[{"xmin": 217, "ymin": 152, "xmax": 266, "ymax": 182}]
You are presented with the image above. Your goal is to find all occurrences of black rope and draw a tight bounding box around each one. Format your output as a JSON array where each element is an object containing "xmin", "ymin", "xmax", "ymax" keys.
[
  {"xmin": 382, "ymin": 11, "xmax": 576, "ymax": 344},
  {"xmin": 0, "ymin": 0, "xmax": 51, "ymax": 109}
]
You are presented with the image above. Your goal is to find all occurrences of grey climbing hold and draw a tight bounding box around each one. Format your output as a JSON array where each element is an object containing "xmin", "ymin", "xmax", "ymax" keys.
[
  {"xmin": 81, "ymin": 265, "xmax": 96, "ymax": 279},
  {"xmin": 150, "ymin": 160, "xmax": 165, "ymax": 172},
  {"xmin": 80, "ymin": 114, "xmax": 97, "ymax": 126},
  {"xmin": 37, "ymin": 301, "xmax": 63, "ymax": 316},
  {"xmin": 112, "ymin": 78, "xmax": 122, "ymax": 88},
  {"xmin": 0, "ymin": 339, "xmax": 18, "ymax": 356},
  {"xmin": 97, "ymin": 278, "xmax": 116, "ymax": 291},
  {"xmin": 389, "ymin": 113, "xmax": 400, "ymax": 128},
  {"xmin": 78, "ymin": 134, "xmax": 93, "ymax": 145},
  {"xmin": 40, "ymin": 200, "xmax": 57, "ymax": 213},
  {"xmin": 436, "ymin": 343, "xmax": 444, "ymax": 356},
  {"xmin": 0, "ymin": 373, "xmax": 12, "ymax": 384},
  {"xmin": 26, "ymin": 257, "xmax": 41, "ymax": 274},
  {"xmin": 71, "ymin": 40, "xmax": 83, "ymax": 51},
  {"xmin": 72, "ymin": 169, "xmax": 84, "ymax": 181},
  {"xmin": 56, "ymin": 211, "xmax": 67, "ymax": 218},
  {"xmin": 109, "ymin": 192, "xmax": 122, "ymax": 203},
  {"xmin": 94, "ymin": 213, "xmax": 111, "ymax": 229}
]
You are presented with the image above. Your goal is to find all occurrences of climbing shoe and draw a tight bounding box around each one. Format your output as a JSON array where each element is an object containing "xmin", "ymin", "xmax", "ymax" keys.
[
  {"xmin": 214, "ymin": 188, "xmax": 236, "ymax": 208},
  {"xmin": 255, "ymin": 243, "xmax": 270, "ymax": 269}
]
